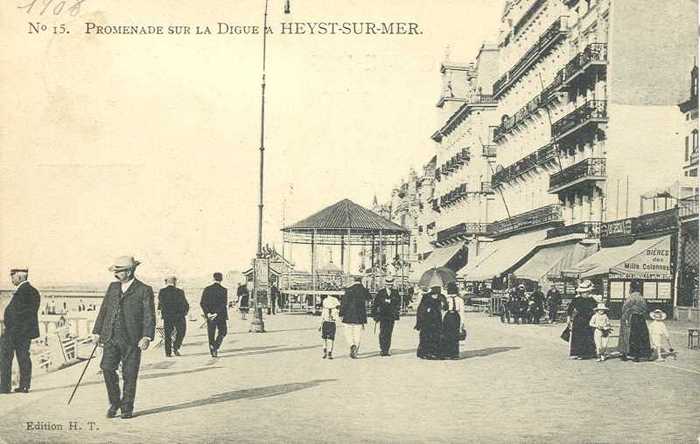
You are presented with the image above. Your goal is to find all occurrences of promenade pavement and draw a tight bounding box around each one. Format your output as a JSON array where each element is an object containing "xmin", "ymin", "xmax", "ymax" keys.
[{"xmin": 0, "ymin": 312, "xmax": 698, "ymax": 443}]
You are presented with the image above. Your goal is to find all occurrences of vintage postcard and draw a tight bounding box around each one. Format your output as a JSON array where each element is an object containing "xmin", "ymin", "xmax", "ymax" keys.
[{"xmin": 0, "ymin": 0, "xmax": 698, "ymax": 442}]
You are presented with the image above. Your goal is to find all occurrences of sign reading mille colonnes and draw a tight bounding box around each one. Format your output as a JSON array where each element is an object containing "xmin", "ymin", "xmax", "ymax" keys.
[{"xmin": 609, "ymin": 237, "xmax": 672, "ymax": 280}]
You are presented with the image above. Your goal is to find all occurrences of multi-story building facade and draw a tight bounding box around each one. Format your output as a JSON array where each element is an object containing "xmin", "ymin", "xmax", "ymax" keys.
[
  {"xmin": 460, "ymin": 0, "xmax": 697, "ymax": 294},
  {"xmin": 371, "ymin": 156, "xmax": 437, "ymax": 274},
  {"xmin": 680, "ymin": 65, "xmax": 698, "ymax": 181},
  {"xmin": 406, "ymin": 44, "xmax": 502, "ymax": 277}
]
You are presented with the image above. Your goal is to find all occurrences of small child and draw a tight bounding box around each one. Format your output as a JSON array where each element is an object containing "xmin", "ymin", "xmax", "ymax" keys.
[
  {"xmin": 320, "ymin": 295, "xmax": 340, "ymax": 359},
  {"xmin": 649, "ymin": 309, "xmax": 675, "ymax": 361},
  {"xmin": 589, "ymin": 303, "xmax": 612, "ymax": 361}
]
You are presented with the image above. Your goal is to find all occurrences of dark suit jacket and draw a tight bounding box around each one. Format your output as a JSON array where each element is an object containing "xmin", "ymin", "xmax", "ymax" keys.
[
  {"xmin": 158, "ymin": 286, "xmax": 189, "ymax": 320},
  {"xmin": 200, "ymin": 283, "xmax": 228, "ymax": 321},
  {"xmin": 93, "ymin": 279, "xmax": 156, "ymax": 346},
  {"xmin": 372, "ymin": 288, "xmax": 401, "ymax": 321},
  {"xmin": 3, "ymin": 282, "xmax": 41, "ymax": 339},
  {"xmin": 339, "ymin": 283, "xmax": 369, "ymax": 325}
]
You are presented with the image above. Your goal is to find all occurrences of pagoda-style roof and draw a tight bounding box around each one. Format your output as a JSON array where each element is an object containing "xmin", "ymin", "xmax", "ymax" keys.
[{"xmin": 282, "ymin": 199, "xmax": 409, "ymax": 246}]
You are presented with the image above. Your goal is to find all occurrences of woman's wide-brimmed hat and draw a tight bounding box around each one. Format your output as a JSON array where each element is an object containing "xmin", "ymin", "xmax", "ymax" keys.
[
  {"xmin": 108, "ymin": 256, "xmax": 141, "ymax": 272},
  {"xmin": 650, "ymin": 309, "xmax": 667, "ymax": 321},
  {"xmin": 575, "ymin": 280, "xmax": 594, "ymax": 293},
  {"xmin": 594, "ymin": 303, "xmax": 609, "ymax": 311}
]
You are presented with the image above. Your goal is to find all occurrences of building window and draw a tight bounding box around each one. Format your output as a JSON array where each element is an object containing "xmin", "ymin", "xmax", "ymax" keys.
[
  {"xmin": 686, "ymin": 136, "xmax": 690, "ymax": 161},
  {"xmin": 691, "ymin": 66, "xmax": 698, "ymax": 99},
  {"xmin": 691, "ymin": 169, "xmax": 698, "ymax": 177},
  {"xmin": 693, "ymin": 129, "xmax": 699, "ymax": 155}
]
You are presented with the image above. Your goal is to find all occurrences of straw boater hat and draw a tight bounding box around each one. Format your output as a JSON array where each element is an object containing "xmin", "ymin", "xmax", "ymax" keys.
[
  {"xmin": 108, "ymin": 256, "xmax": 141, "ymax": 272},
  {"xmin": 518, "ymin": 283, "xmax": 525, "ymax": 290},
  {"xmin": 576, "ymin": 280, "xmax": 594, "ymax": 293},
  {"xmin": 650, "ymin": 309, "xmax": 667, "ymax": 321},
  {"xmin": 385, "ymin": 276, "xmax": 395, "ymax": 283},
  {"xmin": 594, "ymin": 303, "xmax": 609, "ymax": 312}
]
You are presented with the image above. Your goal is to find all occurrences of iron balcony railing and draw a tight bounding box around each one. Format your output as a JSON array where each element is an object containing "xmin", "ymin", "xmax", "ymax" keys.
[
  {"xmin": 491, "ymin": 143, "xmax": 558, "ymax": 188},
  {"xmin": 487, "ymin": 204, "xmax": 563, "ymax": 237},
  {"xmin": 493, "ymin": 16, "xmax": 569, "ymax": 98},
  {"xmin": 679, "ymin": 195, "xmax": 699, "ymax": 219},
  {"xmin": 552, "ymin": 100, "xmax": 607, "ymax": 140},
  {"xmin": 548, "ymin": 157, "xmax": 606, "ymax": 192},
  {"xmin": 560, "ymin": 43, "xmax": 608, "ymax": 88},
  {"xmin": 436, "ymin": 222, "xmax": 489, "ymax": 243},
  {"xmin": 545, "ymin": 221, "xmax": 601, "ymax": 239},
  {"xmin": 482, "ymin": 145, "xmax": 497, "ymax": 157}
]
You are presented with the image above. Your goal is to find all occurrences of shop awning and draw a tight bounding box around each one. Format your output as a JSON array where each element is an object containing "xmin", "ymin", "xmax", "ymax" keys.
[
  {"xmin": 512, "ymin": 241, "xmax": 599, "ymax": 281},
  {"xmin": 568, "ymin": 236, "xmax": 671, "ymax": 279},
  {"xmin": 410, "ymin": 242, "xmax": 465, "ymax": 281},
  {"xmin": 461, "ymin": 229, "xmax": 548, "ymax": 282}
]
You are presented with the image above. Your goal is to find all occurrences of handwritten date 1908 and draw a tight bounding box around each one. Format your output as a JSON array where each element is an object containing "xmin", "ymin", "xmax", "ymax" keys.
[{"xmin": 18, "ymin": 0, "xmax": 87, "ymax": 17}]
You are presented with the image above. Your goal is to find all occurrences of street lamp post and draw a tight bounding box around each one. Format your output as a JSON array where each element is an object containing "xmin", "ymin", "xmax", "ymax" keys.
[{"xmin": 251, "ymin": 0, "xmax": 291, "ymax": 333}]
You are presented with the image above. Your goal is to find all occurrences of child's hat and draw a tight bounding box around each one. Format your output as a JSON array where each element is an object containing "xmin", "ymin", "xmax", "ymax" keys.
[
  {"xmin": 650, "ymin": 309, "xmax": 667, "ymax": 320},
  {"xmin": 594, "ymin": 303, "xmax": 608, "ymax": 311}
]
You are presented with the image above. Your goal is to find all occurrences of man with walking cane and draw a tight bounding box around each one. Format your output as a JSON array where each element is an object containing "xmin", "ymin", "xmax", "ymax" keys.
[
  {"xmin": 92, "ymin": 256, "xmax": 156, "ymax": 419},
  {"xmin": 371, "ymin": 276, "xmax": 401, "ymax": 357}
]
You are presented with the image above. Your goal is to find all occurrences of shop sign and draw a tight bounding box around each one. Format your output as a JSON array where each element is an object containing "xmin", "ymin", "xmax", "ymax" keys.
[
  {"xmin": 254, "ymin": 258, "xmax": 270, "ymax": 286},
  {"xmin": 609, "ymin": 237, "xmax": 671, "ymax": 280},
  {"xmin": 600, "ymin": 218, "xmax": 633, "ymax": 240}
]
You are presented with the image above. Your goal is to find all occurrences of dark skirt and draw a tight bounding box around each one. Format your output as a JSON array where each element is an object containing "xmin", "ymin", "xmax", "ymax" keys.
[
  {"xmin": 628, "ymin": 314, "xmax": 651, "ymax": 359},
  {"xmin": 321, "ymin": 321, "xmax": 336, "ymax": 340},
  {"xmin": 440, "ymin": 311, "xmax": 461, "ymax": 359},
  {"xmin": 417, "ymin": 327, "xmax": 441, "ymax": 359},
  {"xmin": 570, "ymin": 314, "xmax": 596, "ymax": 358}
]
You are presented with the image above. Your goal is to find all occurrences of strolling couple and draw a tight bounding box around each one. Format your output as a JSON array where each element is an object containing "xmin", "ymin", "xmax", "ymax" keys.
[{"xmin": 415, "ymin": 279, "xmax": 465, "ymax": 360}]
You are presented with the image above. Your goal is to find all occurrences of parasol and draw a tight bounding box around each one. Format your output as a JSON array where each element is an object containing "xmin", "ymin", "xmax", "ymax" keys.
[{"xmin": 419, "ymin": 267, "xmax": 457, "ymax": 289}]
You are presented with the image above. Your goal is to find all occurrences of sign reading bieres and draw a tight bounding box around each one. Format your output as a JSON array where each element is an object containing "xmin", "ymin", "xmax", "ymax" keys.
[{"xmin": 609, "ymin": 236, "xmax": 671, "ymax": 280}]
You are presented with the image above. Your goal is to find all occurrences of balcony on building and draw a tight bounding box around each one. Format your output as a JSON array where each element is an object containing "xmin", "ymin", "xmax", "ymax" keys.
[
  {"xmin": 482, "ymin": 144, "xmax": 497, "ymax": 158},
  {"xmin": 552, "ymin": 99, "xmax": 607, "ymax": 142},
  {"xmin": 491, "ymin": 143, "xmax": 557, "ymax": 189},
  {"xmin": 557, "ymin": 43, "xmax": 608, "ymax": 91},
  {"xmin": 545, "ymin": 221, "xmax": 601, "ymax": 239},
  {"xmin": 493, "ymin": 16, "xmax": 569, "ymax": 98},
  {"xmin": 487, "ymin": 204, "xmax": 563, "ymax": 238},
  {"xmin": 679, "ymin": 194, "xmax": 699, "ymax": 221},
  {"xmin": 548, "ymin": 157, "xmax": 606, "ymax": 194},
  {"xmin": 435, "ymin": 222, "xmax": 489, "ymax": 246}
]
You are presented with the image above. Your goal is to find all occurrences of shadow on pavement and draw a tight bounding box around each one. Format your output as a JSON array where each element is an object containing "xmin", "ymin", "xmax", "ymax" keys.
[
  {"xmin": 29, "ymin": 366, "xmax": 223, "ymax": 394},
  {"xmin": 222, "ymin": 345, "xmax": 318, "ymax": 358},
  {"xmin": 187, "ymin": 345, "xmax": 281, "ymax": 357},
  {"xmin": 135, "ymin": 379, "xmax": 338, "ymax": 418},
  {"xmin": 457, "ymin": 346, "xmax": 520, "ymax": 360}
]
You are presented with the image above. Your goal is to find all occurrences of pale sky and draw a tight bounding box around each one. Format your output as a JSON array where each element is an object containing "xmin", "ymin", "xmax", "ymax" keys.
[{"xmin": 0, "ymin": 0, "xmax": 503, "ymax": 285}]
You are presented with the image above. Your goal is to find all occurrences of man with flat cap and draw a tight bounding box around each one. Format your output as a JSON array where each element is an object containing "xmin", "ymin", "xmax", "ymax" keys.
[
  {"xmin": 200, "ymin": 272, "xmax": 228, "ymax": 357},
  {"xmin": 371, "ymin": 276, "xmax": 401, "ymax": 357},
  {"xmin": 0, "ymin": 268, "xmax": 41, "ymax": 394},
  {"xmin": 92, "ymin": 256, "xmax": 156, "ymax": 419},
  {"xmin": 158, "ymin": 276, "xmax": 189, "ymax": 357}
]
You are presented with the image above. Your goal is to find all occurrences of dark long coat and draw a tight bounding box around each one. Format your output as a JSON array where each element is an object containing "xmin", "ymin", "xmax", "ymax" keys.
[
  {"xmin": 3, "ymin": 282, "xmax": 41, "ymax": 340},
  {"xmin": 340, "ymin": 283, "xmax": 370, "ymax": 324},
  {"xmin": 371, "ymin": 288, "xmax": 400, "ymax": 321},
  {"xmin": 200, "ymin": 283, "xmax": 228, "ymax": 320},
  {"xmin": 158, "ymin": 286, "xmax": 189, "ymax": 321},
  {"xmin": 93, "ymin": 279, "xmax": 156, "ymax": 346},
  {"xmin": 566, "ymin": 295, "xmax": 596, "ymax": 358},
  {"xmin": 415, "ymin": 291, "xmax": 446, "ymax": 359}
]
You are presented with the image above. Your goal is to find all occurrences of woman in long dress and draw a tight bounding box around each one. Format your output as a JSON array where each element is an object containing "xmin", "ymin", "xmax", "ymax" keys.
[
  {"xmin": 415, "ymin": 285, "xmax": 446, "ymax": 360},
  {"xmin": 566, "ymin": 280, "xmax": 597, "ymax": 359},
  {"xmin": 237, "ymin": 283, "xmax": 250, "ymax": 320},
  {"xmin": 618, "ymin": 281, "xmax": 651, "ymax": 361},
  {"xmin": 440, "ymin": 282, "xmax": 465, "ymax": 360}
]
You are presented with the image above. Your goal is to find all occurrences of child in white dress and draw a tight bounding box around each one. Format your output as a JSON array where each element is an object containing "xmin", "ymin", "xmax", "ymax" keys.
[
  {"xmin": 649, "ymin": 309, "xmax": 675, "ymax": 361},
  {"xmin": 589, "ymin": 303, "xmax": 612, "ymax": 361}
]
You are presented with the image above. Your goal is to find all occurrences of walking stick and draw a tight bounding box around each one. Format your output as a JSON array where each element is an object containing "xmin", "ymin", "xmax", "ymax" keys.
[{"xmin": 67, "ymin": 341, "xmax": 99, "ymax": 405}]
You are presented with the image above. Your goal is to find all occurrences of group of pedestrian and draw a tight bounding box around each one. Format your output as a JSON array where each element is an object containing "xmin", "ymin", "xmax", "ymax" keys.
[
  {"xmin": 415, "ymin": 280, "xmax": 465, "ymax": 360},
  {"xmin": 565, "ymin": 279, "xmax": 675, "ymax": 362},
  {"xmin": 501, "ymin": 283, "xmax": 556, "ymax": 324}
]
